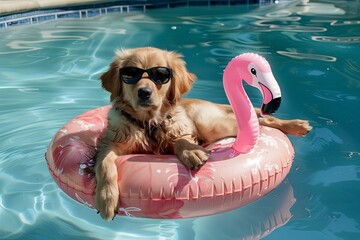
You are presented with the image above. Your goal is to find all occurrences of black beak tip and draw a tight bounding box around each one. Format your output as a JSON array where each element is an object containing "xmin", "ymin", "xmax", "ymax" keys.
[{"xmin": 261, "ymin": 97, "xmax": 281, "ymax": 115}]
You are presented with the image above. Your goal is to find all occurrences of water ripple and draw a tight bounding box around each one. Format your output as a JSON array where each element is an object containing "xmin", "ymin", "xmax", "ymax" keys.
[
  {"xmin": 308, "ymin": 165, "xmax": 359, "ymax": 187},
  {"xmin": 0, "ymin": 26, "xmax": 127, "ymax": 54},
  {"xmin": 314, "ymin": 128, "xmax": 343, "ymax": 150},
  {"xmin": 311, "ymin": 19, "xmax": 360, "ymax": 26},
  {"xmin": 313, "ymin": 90, "xmax": 358, "ymax": 102},
  {"xmin": 347, "ymin": 151, "xmax": 360, "ymax": 159},
  {"xmin": 252, "ymin": 18, "xmax": 327, "ymax": 32},
  {"xmin": 277, "ymin": 51, "xmax": 337, "ymax": 62},
  {"xmin": 312, "ymin": 36, "xmax": 360, "ymax": 43}
]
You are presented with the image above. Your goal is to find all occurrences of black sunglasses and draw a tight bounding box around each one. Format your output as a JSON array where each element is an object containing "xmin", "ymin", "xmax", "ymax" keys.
[{"xmin": 119, "ymin": 66, "xmax": 172, "ymax": 84}]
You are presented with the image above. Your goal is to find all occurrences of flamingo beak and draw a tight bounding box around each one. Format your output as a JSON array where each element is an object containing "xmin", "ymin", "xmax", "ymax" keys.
[
  {"xmin": 261, "ymin": 97, "xmax": 281, "ymax": 115},
  {"xmin": 257, "ymin": 72, "xmax": 282, "ymax": 116}
]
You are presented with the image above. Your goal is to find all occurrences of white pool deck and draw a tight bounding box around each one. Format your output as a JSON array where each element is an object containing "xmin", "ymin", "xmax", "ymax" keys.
[{"xmin": 0, "ymin": 0, "xmax": 109, "ymax": 15}]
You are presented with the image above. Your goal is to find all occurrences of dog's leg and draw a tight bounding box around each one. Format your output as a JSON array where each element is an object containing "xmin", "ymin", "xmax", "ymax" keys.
[
  {"xmin": 216, "ymin": 104, "xmax": 312, "ymax": 137},
  {"xmin": 95, "ymin": 146, "xmax": 120, "ymax": 221},
  {"xmin": 174, "ymin": 137, "xmax": 210, "ymax": 170},
  {"xmin": 254, "ymin": 108, "xmax": 312, "ymax": 136}
]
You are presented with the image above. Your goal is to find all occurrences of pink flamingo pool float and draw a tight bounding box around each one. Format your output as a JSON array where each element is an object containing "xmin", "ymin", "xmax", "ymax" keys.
[{"xmin": 46, "ymin": 53, "xmax": 294, "ymax": 218}]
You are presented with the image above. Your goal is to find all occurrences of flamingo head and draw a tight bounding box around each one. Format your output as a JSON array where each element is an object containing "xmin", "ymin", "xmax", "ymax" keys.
[{"xmin": 236, "ymin": 53, "xmax": 282, "ymax": 115}]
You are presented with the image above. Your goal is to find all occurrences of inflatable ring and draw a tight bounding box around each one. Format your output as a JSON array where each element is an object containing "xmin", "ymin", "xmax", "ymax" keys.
[{"xmin": 46, "ymin": 53, "xmax": 294, "ymax": 218}]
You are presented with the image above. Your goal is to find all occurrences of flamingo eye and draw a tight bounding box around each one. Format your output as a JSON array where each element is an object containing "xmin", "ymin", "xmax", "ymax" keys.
[{"xmin": 250, "ymin": 68, "xmax": 257, "ymax": 76}]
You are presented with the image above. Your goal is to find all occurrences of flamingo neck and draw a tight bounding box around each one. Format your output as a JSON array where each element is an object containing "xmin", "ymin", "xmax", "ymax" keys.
[{"xmin": 223, "ymin": 67, "xmax": 260, "ymax": 153}]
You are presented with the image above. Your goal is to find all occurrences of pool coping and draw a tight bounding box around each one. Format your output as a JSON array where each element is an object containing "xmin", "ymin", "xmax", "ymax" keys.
[
  {"xmin": 0, "ymin": 0, "xmax": 111, "ymax": 16},
  {"xmin": 0, "ymin": 0, "xmax": 278, "ymax": 29},
  {"xmin": 0, "ymin": 0, "xmax": 278, "ymax": 15}
]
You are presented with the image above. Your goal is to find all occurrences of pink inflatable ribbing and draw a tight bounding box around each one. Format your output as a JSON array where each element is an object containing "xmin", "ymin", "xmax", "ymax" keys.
[{"xmin": 46, "ymin": 53, "xmax": 294, "ymax": 218}]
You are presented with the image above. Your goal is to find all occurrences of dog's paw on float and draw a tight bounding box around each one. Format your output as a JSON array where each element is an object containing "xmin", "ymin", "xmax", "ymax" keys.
[
  {"xmin": 174, "ymin": 138, "xmax": 211, "ymax": 170},
  {"xmin": 281, "ymin": 119, "xmax": 313, "ymax": 137},
  {"xmin": 177, "ymin": 146, "xmax": 210, "ymax": 170},
  {"xmin": 95, "ymin": 182, "xmax": 119, "ymax": 221}
]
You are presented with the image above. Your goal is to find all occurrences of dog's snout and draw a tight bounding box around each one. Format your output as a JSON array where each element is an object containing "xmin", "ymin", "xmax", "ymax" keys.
[{"xmin": 138, "ymin": 87, "xmax": 152, "ymax": 101}]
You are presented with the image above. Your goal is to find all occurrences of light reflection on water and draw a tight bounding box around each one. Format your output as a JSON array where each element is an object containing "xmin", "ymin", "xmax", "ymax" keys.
[
  {"xmin": 276, "ymin": 51, "xmax": 337, "ymax": 61},
  {"xmin": 0, "ymin": 1, "xmax": 359, "ymax": 239}
]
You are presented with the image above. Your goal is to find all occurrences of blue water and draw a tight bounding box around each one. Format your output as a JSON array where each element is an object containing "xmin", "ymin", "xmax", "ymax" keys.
[{"xmin": 1, "ymin": 0, "xmax": 359, "ymax": 239}]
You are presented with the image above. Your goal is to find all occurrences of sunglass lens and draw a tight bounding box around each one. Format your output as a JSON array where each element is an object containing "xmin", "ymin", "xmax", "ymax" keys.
[
  {"xmin": 150, "ymin": 67, "xmax": 171, "ymax": 84},
  {"xmin": 120, "ymin": 67, "xmax": 143, "ymax": 84}
]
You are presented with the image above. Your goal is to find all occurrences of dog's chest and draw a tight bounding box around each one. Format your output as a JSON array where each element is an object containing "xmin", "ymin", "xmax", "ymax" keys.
[
  {"xmin": 130, "ymin": 121, "xmax": 172, "ymax": 154},
  {"xmin": 108, "ymin": 108, "xmax": 195, "ymax": 155}
]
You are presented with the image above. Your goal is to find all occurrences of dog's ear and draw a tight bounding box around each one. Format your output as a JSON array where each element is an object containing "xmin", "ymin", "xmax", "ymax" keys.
[
  {"xmin": 167, "ymin": 52, "xmax": 196, "ymax": 104},
  {"xmin": 101, "ymin": 50, "xmax": 129, "ymax": 101}
]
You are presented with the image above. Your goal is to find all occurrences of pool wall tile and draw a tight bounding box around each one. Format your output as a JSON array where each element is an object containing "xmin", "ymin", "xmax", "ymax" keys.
[{"xmin": 0, "ymin": 0, "xmax": 283, "ymax": 29}]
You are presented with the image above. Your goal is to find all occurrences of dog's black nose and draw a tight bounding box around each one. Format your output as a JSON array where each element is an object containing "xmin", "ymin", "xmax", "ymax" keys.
[{"xmin": 138, "ymin": 87, "xmax": 152, "ymax": 101}]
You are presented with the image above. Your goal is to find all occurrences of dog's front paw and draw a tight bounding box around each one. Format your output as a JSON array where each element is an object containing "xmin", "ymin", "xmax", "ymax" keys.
[
  {"xmin": 180, "ymin": 148, "xmax": 210, "ymax": 170},
  {"xmin": 174, "ymin": 138, "xmax": 210, "ymax": 170},
  {"xmin": 282, "ymin": 119, "xmax": 313, "ymax": 137},
  {"xmin": 95, "ymin": 180, "xmax": 119, "ymax": 221}
]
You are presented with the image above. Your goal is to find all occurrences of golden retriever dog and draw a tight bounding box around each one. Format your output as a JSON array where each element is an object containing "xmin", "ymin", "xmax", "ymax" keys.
[{"xmin": 95, "ymin": 47, "xmax": 312, "ymax": 220}]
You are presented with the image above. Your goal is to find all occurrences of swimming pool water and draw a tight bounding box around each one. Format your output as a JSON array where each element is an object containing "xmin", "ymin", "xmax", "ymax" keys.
[{"xmin": 1, "ymin": 0, "xmax": 359, "ymax": 239}]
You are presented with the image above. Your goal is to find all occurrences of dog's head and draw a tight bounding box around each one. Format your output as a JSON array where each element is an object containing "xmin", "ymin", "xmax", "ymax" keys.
[{"xmin": 100, "ymin": 47, "xmax": 196, "ymax": 122}]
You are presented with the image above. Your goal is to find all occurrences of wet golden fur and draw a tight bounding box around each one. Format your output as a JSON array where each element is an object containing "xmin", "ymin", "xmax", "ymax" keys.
[{"xmin": 95, "ymin": 47, "xmax": 312, "ymax": 220}]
